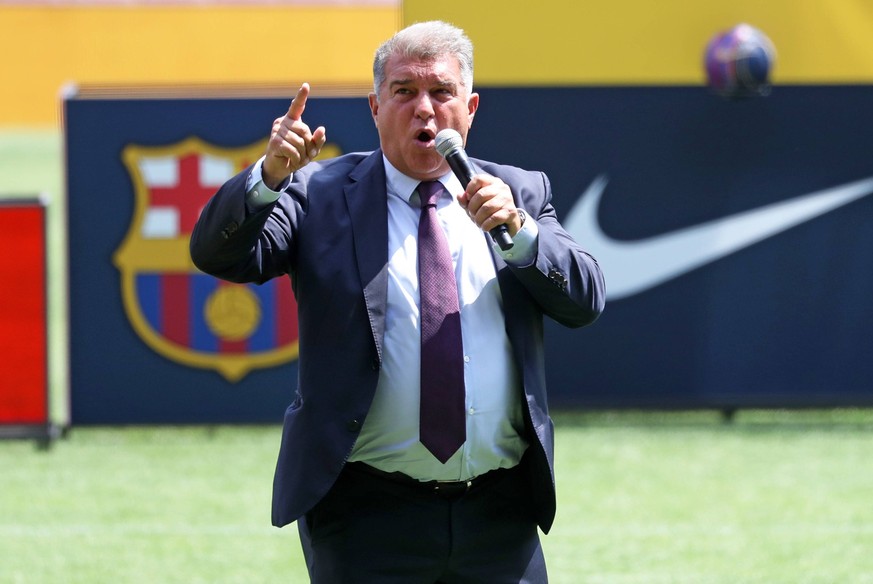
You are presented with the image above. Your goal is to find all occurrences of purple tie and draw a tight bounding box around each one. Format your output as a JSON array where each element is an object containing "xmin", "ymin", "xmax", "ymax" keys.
[{"xmin": 417, "ymin": 180, "xmax": 466, "ymax": 463}]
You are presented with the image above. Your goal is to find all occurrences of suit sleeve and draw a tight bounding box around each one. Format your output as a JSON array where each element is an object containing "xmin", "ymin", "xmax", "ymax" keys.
[
  {"xmin": 508, "ymin": 170, "xmax": 606, "ymax": 328},
  {"xmin": 189, "ymin": 164, "xmax": 301, "ymax": 285}
]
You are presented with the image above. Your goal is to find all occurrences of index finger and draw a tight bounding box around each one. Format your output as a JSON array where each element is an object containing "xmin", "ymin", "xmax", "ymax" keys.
[{"xmin": 287, "ymin": 83, "xmax": 311, "ymax": 121}]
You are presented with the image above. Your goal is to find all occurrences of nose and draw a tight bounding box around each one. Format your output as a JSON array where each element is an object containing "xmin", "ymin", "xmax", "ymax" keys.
[{"xmin": 414, "ymin": 93, "xmax": 435, "ymax": 120}]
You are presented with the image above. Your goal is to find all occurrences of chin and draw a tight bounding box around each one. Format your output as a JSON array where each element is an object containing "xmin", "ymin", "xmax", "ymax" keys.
[{"xmin": 403, "ymin": 157, "xmax": 446, "ymax": 180}]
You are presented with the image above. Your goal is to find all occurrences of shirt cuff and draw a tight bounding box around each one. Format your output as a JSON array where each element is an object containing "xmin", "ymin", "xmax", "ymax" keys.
[
  {"xmin": 245, "ymin": 155, "xmax": 286, "ymax": 210},
  {"xmin": 494, "ymin": 208, "xmax": 538, "ymax": 265}
]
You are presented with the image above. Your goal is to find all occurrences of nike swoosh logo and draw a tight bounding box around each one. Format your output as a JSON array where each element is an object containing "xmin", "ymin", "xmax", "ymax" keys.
[{"xmin": 565, "ymin": 175, "xmax": 873, "ymax": 300}]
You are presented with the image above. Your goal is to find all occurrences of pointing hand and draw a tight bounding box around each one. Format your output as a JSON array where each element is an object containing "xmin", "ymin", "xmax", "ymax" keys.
[{"xmin": 262, "ymin": 83, "xmax": 327, "ymax": 189}]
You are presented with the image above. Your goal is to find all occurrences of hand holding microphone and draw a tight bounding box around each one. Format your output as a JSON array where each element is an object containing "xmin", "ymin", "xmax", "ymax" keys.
[{"xmin": 435, "ymin": 129, "xmax": 514, "ymax": 250}]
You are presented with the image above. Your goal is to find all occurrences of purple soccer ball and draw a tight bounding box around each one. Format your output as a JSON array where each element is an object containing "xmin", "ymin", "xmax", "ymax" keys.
[{"xmin": 705, "ymin": 24, "xmax": 776, "ymax": 98}]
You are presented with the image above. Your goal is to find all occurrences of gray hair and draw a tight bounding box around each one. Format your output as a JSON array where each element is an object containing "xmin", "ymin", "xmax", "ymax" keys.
[{"xmin": 372, "ymin": 20, "xmax": 474, "ymax": 96}]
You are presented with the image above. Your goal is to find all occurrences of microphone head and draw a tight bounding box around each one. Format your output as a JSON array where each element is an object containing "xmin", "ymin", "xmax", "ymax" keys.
[{"xmin": 435, "ymin": 129, "xmax": 464, "ymax": 158}]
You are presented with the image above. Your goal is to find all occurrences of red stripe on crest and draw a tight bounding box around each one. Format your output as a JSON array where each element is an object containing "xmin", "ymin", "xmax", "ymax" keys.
[{"xmin": 162, "ymin": 274, "xmax": 190, "ymax": 346}]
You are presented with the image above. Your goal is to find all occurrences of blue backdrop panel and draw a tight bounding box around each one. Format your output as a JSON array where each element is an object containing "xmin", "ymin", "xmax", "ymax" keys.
[
  {"xmin": 65, "ymin": 96, "xmax": 376, "ymax": 424},
  {"xmin": 469, "ymin": 86, "xmax": 873, "ymax": 409},
  {"xmin": 65, "ymin": 86, "xmax": 873, "ymax": 424}
]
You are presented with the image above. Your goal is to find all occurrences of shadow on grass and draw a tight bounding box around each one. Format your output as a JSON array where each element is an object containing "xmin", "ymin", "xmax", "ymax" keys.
[{"xmin": 552, "ymin": 408, "xmax": 873, "ymax": 433}]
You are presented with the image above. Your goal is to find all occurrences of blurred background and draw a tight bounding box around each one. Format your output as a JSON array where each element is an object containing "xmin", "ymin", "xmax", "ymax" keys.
[
  {"xmin": 5, "ymin": 0, "xmax": 873, "ymax": 428},
  {"xmin": 2, "ymin": 0, "xmax": 873, "ymax": 582}
]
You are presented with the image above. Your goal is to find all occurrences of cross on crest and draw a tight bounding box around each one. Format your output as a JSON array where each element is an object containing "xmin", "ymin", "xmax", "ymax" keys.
[{"xmin": 145, "ymin": 153, "xmax": 220, "ymax": 237}]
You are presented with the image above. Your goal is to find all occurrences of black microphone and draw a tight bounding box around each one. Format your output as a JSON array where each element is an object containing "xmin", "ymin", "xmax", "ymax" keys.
[{"xmin": 435, "ymin": 129, "xmax": 513, "ymax": 250}]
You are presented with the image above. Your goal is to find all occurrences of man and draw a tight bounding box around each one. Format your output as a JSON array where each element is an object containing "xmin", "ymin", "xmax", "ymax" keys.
[{"xmin": 191, "ymin": 20, "xmax": 605, "ymax": 583}]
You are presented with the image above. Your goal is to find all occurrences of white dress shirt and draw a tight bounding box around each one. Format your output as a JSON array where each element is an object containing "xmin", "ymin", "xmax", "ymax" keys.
[{"xmin": 247, "ymin": 155, "xmax": 539, "ymax": 481}]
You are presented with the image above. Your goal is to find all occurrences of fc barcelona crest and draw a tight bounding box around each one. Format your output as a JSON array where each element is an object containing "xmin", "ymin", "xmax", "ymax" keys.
[{"xmin": 113, "ymin": 137, "xmax": 299, "ymax": 382}]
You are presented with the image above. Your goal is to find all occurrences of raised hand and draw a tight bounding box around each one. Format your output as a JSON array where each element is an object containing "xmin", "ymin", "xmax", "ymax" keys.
[{"xmin": 262, "ymin": 83, "xmax": 327, "ymax": 189}]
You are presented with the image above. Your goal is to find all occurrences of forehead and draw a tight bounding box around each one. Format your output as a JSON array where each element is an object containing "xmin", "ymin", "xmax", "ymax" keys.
[{"xmin": 383, "ymin": 54, "xmax": 463, "ymax": 85}]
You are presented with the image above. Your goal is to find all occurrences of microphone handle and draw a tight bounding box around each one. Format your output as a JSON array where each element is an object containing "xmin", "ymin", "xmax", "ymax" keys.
[{"xmin": 445, "ymin": 152, "xmax": 514, "ymax": 250}]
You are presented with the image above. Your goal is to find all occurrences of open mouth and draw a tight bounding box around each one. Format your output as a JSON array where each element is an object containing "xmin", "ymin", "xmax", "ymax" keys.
[{"xmin": 416, "ymin": 130, "xmax": 435, "ymax": 144}]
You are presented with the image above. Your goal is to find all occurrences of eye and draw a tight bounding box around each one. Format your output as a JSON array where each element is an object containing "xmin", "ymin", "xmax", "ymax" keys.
[{"xmin": 432, "ymin": 87, "xmax": 455, "ymax": 101}]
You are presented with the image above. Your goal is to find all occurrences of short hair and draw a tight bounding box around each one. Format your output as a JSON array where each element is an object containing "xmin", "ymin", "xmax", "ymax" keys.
[{"xmin": 372, "ymin": 20, "xmax": 474, "ymax": 96}]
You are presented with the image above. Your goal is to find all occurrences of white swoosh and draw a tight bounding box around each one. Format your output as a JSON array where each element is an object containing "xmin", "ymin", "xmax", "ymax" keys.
[{"xmin": 565, "ymin": 175, "xmax": 873, "ymax": 300}]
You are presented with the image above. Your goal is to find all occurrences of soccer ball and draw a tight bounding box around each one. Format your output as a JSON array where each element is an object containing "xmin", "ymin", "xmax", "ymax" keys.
[{"xmin": 704, "ymin": 24, "xmax": 776, "ymax": 98}]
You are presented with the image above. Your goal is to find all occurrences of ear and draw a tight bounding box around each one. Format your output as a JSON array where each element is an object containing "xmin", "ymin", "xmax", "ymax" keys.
[
  {"xmin": 368, "ymin": 93, "xmax": 379, "ymax": 127},
  {"xmin": 467, "ymin": 92, "xmax": 479, "ymax": 125}
]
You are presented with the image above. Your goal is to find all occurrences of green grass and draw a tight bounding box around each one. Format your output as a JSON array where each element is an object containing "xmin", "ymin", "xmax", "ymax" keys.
[
  {"xmin": 549, "ymin": 410, "xmax": 873, "ymax": 583},
  {"xmin": 1, "ymin": 426, "xmax": 309, "ymax": 584},
  {"xmin": 0, "ymin": 128, "xmax": 62, "ymax": 200},
  {"xmin": 3, "ymin": 411, "xmax": 873, "ymax": 583}
]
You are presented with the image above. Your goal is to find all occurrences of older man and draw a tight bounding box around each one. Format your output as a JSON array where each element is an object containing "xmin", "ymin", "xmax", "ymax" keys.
[{"xmin": 191, "ymin": 20, "xmax": 605, "ymax": 584}]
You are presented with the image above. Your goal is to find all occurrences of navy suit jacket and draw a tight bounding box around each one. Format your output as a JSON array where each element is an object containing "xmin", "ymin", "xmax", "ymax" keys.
[{"xmin": 190, "ymin": 149, "xmax": 605, "ymax": 533}]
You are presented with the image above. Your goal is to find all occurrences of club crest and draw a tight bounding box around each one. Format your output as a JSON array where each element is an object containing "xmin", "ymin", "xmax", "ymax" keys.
[{"xmin": 113, "ymin": 137, "xmax": 298, "ymax": 382}]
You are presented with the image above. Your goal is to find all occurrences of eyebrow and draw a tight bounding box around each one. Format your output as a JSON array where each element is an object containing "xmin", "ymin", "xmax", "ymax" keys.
[
  {"xmin": 388, "ymin": 78, "xmax": 413, "ymax": 90},
  {"xmin": 388, "ymin": 79, "xmax": 457, "ymax": 91}
]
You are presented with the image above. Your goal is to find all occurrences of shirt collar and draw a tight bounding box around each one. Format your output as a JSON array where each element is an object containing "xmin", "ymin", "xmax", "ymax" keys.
[{"xmin": 382, "ymin": 154, "xmax": 461, "ymax": 207}]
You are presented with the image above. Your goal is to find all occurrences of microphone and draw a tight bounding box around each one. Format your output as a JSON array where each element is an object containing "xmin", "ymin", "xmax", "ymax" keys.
[{"xmin": 435, "ymin": 129, "xmax": 513, "ymax": 250}]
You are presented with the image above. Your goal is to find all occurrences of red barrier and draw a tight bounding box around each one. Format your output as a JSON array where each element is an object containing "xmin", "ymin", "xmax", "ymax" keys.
[{"xmin": 0, "ymin": 199, "xmax": 51, "ymax": 439}]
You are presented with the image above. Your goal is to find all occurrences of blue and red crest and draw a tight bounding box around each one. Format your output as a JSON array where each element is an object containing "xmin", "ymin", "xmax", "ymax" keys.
[{"xmin": 113, "ymin": 137, "xmax": 298, "ymax": 381}]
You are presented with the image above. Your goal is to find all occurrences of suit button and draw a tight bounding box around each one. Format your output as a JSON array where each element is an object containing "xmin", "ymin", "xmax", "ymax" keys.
[
  {"xmin": 548, "ymin": 268, "xmax": 567, "ymax": 290},
  {"xmin": 347, "ymin": 419, "xmax": 361, "ymax": 432},
  {"xmin": 371, "ymin": 358, "xmax": 380, "ymax": 371},
  {"xmin": 221, "ymin": 221, "xmax": 239, "ymax": 239}
]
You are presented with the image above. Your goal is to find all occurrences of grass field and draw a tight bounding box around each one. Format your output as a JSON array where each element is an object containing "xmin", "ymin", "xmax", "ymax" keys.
[
  {"xmin": 2, "ymin": 410, "xmax": 873, "ymax": 583},
  {"xmin": 3, "ymin": 130, "xmax": 873, "ymax": 582}
]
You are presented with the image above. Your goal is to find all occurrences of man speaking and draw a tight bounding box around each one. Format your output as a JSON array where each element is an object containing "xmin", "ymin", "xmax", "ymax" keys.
[{"xmin": 190, "ymin": 20, "xmax": 605, "ymax": 583}]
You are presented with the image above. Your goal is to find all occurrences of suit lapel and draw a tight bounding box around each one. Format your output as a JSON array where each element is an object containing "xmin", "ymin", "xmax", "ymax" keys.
[
  {"xmin": 342, "ymin": 152, "xmax": 523, "ymax": 368},
  {"xmin": 345, "ymin": 151, "xmax": 390, "ymax": 363}
]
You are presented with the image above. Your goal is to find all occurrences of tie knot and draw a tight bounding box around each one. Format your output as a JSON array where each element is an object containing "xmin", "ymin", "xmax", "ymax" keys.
[{"xmin": 417, "ymin": 181, "xmax": 444, "ymax": 209}]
